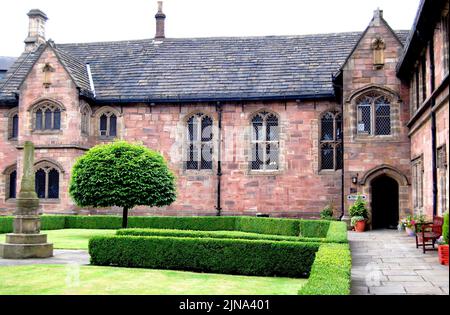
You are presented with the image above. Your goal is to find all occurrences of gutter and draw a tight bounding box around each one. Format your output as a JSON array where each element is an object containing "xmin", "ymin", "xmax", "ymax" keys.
[{"xmin": 216, "ymin": 102, "xmax": 223, "ymax": 216}]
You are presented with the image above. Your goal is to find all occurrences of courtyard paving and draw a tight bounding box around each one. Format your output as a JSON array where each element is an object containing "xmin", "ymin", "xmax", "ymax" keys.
[
  {"xmin": 0, "ymin": 250, "xmax": 89, "ymax": 266},
  {"xmin": 349, "ymin": 230, "xmax": 449, "ymax": 295}
]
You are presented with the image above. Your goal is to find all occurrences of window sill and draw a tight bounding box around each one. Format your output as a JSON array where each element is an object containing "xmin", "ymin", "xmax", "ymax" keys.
[
  {"xmin": 319, "ymin": 169, "xmax": 342, "ymax": 175},
  {"xmin": 98, "ymin": 136, "xmax": 117, "ymax": 141},
  {"xmin": 39, "ymin": 199, "xmax": 61, "ymax": 204},
  {"xmin": 32, "ymin": 130, "xmax": 62, "ymax": 135},
  {"xmin": 5, "ymin": 198, "xmax": 16, "ymax": 203},
  {"xmin": 248, "ymin": 170, "xmax": 282, "ymax": 176}
]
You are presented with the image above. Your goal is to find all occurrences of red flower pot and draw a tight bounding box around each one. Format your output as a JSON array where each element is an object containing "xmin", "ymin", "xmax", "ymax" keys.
[
  {"xmin": 355, "ymin": 221, "xmax": 366, "ymax": 233},
  {"xmin": 438, "ymin": 245, "xmax": 449, "ymax": 266}
]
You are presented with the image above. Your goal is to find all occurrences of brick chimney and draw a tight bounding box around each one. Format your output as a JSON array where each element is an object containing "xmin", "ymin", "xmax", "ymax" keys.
[
  {"xmin": 155, "ymin": 1, "xmax": 166, "ymax": 39},
  {"xmin": 24, "ymin": 9, "xmax": 48, "ymax": 52}
]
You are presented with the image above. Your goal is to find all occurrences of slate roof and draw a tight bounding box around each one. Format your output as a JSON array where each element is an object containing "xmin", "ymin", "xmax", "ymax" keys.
[
  {"xmin": 0, "ymin": 30, "xmax": 409, "ymax": 104},
  {"xmin": 0, "ymin": 57, "xmax": 17, "ymax": 71}
]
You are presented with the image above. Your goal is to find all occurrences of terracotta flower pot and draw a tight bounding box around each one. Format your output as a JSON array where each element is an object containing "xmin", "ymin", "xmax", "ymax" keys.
[
  {"xmin": 438, "ymin": 245, "xmax": 449, "ymax": 266},
  {"xmin": 355, "ymin": 220, "xmax": 366, "ymax": 232}
]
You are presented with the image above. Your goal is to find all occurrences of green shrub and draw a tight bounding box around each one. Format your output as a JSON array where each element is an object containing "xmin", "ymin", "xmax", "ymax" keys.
[
  {"xmin": 349, "ymin": 196, "xmax": 368, "ymax": 218},
  {"xmin": 69, "ymin": 141, "xmax": 177, "ymax": 227},
  {"xmin": 128, "ymin": 216, "xmax": 236, "ymax": 231},
  {"xmin": 299, "ymin": 220, "xmax": 330, "ymax": 238},
  {"xmin": 235, "ymin": 217, "xmax": 300, "ymax": 236},
  {"xmin": 89, "ymin": 235, "xmax": 319, "ymax": 278},
  {"xmin": 325, "ymin": 221, "xmax": 348, "ymax": 243},
  {"xmin": 117, "ymin": 228, "xmax": 325, "ymax": 243},
  {"xmin": 298, "ymin": 243, "xmax": 351, "ymax": 295},
  {"xmin": 320, "ymin": 203, "xmax": 335, "ymax": 220},
  {"xmin": 0, "ymin": 215, "xmax": 65, "ymax": 233},
  {"xmin": 64, "ymin": 215, "xmax": 122, "ymax": 229},
  {"xmin": 41, "ymin": 215, "xmax": 66, "ymax": 230},
  {"xmin": 0, "ymin": 217, "xmax": 13, "ymax": 233},
  {"xmin": 443, "ymin": 212, "xmax": 449, "ymax": 244}
]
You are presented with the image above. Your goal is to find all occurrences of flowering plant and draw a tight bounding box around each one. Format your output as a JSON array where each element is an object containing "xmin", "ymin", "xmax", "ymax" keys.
[{"xmin": 401, "ymin": 214, "xmax": 427, "ymax": 230}]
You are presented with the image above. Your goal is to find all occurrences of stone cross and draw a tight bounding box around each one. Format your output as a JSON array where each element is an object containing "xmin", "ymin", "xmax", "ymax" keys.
[{"xmin": 0, "ymin": 141, "xmax": 53, "ymax": 259}]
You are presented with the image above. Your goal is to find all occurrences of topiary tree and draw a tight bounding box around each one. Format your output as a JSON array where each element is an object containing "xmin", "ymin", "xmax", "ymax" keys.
[{"xmin": 69, "ymin": 141, "xmax": 177, "ymax": 228}]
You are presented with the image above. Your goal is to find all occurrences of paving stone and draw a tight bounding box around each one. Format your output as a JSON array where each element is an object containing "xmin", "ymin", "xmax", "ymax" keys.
[
  {"xmin": 350, "ymin": 230, "xmax": 449, "ymax": 296},
  {"xmin": 387, "ymin": 275, "xmax": 425, "ymax": 282},
  {"xmin": 404, "ymin": 286, "xmax": 444, "ymax": 295},
  {"xmin": 369, "ymin": 285, "xmax": 406, "ymax": 295},
  {"xmin": 351, "ymin": 286, "xmax": 370, "ymax": 295}
]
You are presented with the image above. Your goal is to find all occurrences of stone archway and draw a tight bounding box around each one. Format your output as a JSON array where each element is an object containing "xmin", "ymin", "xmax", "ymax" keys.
[{"xmin": 359, "ymin": 165, "xmax": 410, "ymax": 230}]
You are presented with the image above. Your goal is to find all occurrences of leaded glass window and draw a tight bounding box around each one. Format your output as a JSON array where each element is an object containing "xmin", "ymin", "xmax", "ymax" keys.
[
  {"xmin": 320, "ymin": 112, "xmax": 343, "ymax": 171},
  {"xmin": 357, "ymin": 94, "xmax": 391, "ymax": 136},
  {"xmin": 99, "ymin": 111, "xmax": 117, "ymax": 138},
  {"xmin": 186, "ymin": 113, "xmax": 213, "ymax": 170},
  {"xmin": 33, "ymin": 103, "xmax": 61, "ymax": 131},
  {"xmin": 35, "ymin": 165, "xmax": 60, "ymax": 199},
  {"xmin": 250, "ymin": 112, "xmax": 279, "ymax": 171}
]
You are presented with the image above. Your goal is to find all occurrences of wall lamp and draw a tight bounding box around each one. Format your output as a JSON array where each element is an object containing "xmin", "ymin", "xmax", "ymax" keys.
[{"xmin": 351, "ymin": 174, "xmax": 359, "ymax": 185}]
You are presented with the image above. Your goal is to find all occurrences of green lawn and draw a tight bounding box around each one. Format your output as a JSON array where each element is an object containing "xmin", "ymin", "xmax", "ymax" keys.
[
  {"xmin": 0, "ymin": 264, "xmax": 307, "ymax": 295},
  {"xmin": 0, "ymin": 229, "xmax": 116, "ymax": 250}
]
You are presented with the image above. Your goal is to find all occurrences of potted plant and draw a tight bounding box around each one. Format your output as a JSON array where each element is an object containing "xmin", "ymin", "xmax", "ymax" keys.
[
  {"xmin": 401, "ymin": 215, "xmax": 416, "ymax": 236},
  {"xmin": 349, "ymin": 195, "xmax": 368, "ymax": 232},
  {"xmin": 438, "ymin": 212, "xmax": 449, "ymax": 266},
  {"xmin": 351, "ymin": 216, "xmax": 366, "ymax": 232}
]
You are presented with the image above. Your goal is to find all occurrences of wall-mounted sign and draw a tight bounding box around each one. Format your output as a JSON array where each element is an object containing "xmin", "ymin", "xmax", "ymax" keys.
[{"xmin": 347, "ymin": 195, "xmax": 367, "ymax": 201}]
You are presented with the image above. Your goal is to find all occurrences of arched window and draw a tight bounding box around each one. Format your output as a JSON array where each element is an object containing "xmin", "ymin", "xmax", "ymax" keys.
[
  {"xmin": 34, "ymin": 163, "xmax": 60, "ymax": 199},
  {"xmin": 320, "ymin": 112, "xmax": 342, "ymax": 171},
  {"xmin": 98, "ymin": 110, "xmax": 117, "ymax": 138},
  {"xmin": 357, "ymin": 94, "xmax": 391, "ymax": 136},
  {"xmin": 186, "ymin": 113, "xmax": 213, "ymax": 170},
  {"xmin": 7, "ymin": 108, "xmax": 19, "ymax": 140},
  {"xmin": 250, "ymin": 111, "xmax": 279, "ymax": 171},
  {"xmin": 80, "ymin": 103, "xmax": 92, "ymax": 135},
  {"xmin": 32, "ymin": 102, "xmax": 62, "ymax": 131},
  {"xmin": 9, "ymin": 170, "xmax": 17, "ymax": 199}
]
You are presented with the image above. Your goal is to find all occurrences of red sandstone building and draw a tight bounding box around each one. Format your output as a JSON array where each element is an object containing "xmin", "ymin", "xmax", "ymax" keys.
[{"xmin": 0, "ymin": 0, "xmax": 448, "ymax": 229}]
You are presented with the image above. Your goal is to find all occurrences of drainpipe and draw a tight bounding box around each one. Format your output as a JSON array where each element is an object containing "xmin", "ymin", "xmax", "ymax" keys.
[
  {"xmin": 429, "ymin": 35, "xmax": 438, "ymax": 216},
  {"xmin": 216, "ymin": 102, "xmax": 223, "ymax": 216}
]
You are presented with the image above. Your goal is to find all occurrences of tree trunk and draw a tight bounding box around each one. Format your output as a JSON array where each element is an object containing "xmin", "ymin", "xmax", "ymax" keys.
[{"xmin": 122, "ymin": 206, "xmax": 129, "ymax": 228}]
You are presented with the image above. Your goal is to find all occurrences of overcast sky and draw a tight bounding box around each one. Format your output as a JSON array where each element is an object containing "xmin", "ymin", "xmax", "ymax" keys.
[{"xmin": 0, "ymin": 0, "xmax": 421, "ymax": 57}]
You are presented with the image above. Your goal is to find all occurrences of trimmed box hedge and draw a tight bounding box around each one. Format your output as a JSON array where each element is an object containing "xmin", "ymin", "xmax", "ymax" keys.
[
  {"xmin": 0, "ymin": 215, "xmax": 347, "ymax": 244},
  {"xmin": 0, "ymin": 215, "xmax": 66, "ymax": 233},
  {"xmin": 89, "ymin": 235, "xmax": 320, "ymax": 278},
  {"xmin": 298, "ymin": 243, "xmax": 351, "ymax": 295},
  {"xmin": 116, "ymin": 228, "xmax": 325, "ymax": 243}
]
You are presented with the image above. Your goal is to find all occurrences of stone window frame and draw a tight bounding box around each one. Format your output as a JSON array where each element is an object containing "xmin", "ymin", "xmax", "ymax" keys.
[
  {"xmin": 411, "ymin": 155, "xmax": 424, "ymax": 215},
  {"xmin": 28, "ymin": 99, "xmax": 65, "ymax": 134},
  {"xmin": 437, "ymin": 145, "xmax": 448, "ymax": 215},
  {"xmin": 346, "ymin": 85, "xmax": 401, "ymax": 142},
  {"xmin": 6, "ymin": 107, "xmax": 19, "ymax": 141},
  {"xmin": 2, "ymin": 164, "xmax": 17, "ymax": 201},
  {"xmin": 248, "ymin": 109, "xmax": 281, "ymax": 174},
  {"xmin": 184, "ymin": 112, "xmax": 215, "ymax": 172},
  {"xmin": 34, "ymin": 159, "xmax": 64, "ymax": 202},
  {"xmin": 319, "ymin": 110, "xmax": 343, "ymax": 172},
  {"xmin": 80, "ymin": 102, "xmax": 92, "ymax": 136},
  {"xmin": 442, "ymin": 7, "xmax": 449, "ymax": 76},
  {"xmin": 93, "ymin": 106, "xmax": 122, "ymax": 140}
]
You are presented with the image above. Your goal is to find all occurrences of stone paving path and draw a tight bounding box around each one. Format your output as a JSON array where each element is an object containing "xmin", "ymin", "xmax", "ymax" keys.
[
  {"xmin": 349, "ymin": 230, "xmax": 449, "ymax": 295},
  {"xmin": 0, "ymin": 250, "xmax": 89, "ymax": 266}
]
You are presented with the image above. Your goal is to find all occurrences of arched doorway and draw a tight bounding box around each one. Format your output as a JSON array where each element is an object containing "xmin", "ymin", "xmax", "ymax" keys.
[{"xmin": 371, "ymin": 176, "xmax": 399, "ymax": 229}]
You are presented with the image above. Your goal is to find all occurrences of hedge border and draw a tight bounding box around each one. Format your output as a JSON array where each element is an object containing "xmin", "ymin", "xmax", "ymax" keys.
[
  {"xmin": 0, "ymin": 215, "xmax": 347, "ymax": 243},
  {"xmin": 298, "ymin": 243, "xmax": 351, "ymax": 295},
  {"xmin": 116, "ymin": 228, "xmax": 326, "ymax": 243},
  {"xmin": 89, "ymin": 235, "xmax": 320, "ymax": 278}
]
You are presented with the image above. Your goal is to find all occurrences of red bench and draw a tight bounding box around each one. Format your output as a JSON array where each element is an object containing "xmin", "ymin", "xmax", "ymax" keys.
[{"xmin": 415, "ymin": 216, "xmax": 443, "ymax": 254}]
